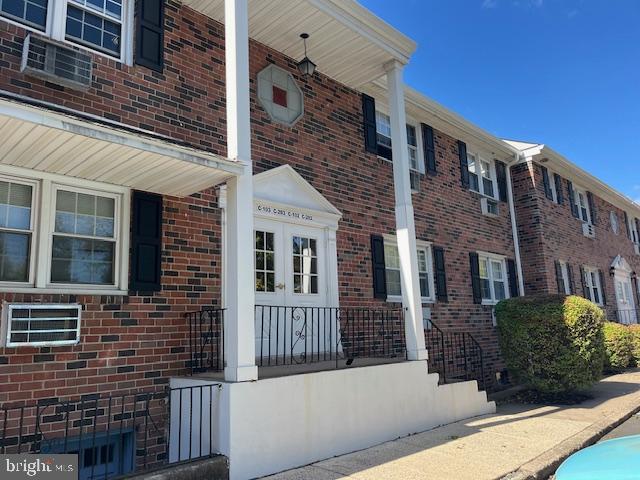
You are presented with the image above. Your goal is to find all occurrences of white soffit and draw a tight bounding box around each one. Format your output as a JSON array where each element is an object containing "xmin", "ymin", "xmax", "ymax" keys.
[
  {"xmin": 504, "ymin": 140, "xmax": 640, "ymax": 216},
  {"xmin": 182, "ymin": 0, "xmax": 417, "ymax": 88},
  {"xmin": 0, "ymin": 98, "xmax": 243, "ymax": 197},
  {"xmin": 364, "ymin": 81, "xmax": 517, "ymax": 160}
]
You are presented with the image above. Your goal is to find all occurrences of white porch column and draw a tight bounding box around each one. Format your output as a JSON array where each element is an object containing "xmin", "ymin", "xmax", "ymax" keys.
[
  {"xmin": 386, "ymin": 61, "xmax": 428, "ymax": 361},
  {"xmin": 224, "ymin": 0, "xmax": 257, "ymax": 382}
]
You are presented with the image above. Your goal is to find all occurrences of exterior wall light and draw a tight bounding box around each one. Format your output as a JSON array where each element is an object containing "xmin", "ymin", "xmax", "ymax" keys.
[{"xmin": 296, "ymin": 33, "xmax": 316, "ymax": 78}]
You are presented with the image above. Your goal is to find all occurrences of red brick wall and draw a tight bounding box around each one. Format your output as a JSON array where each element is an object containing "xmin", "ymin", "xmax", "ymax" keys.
[
  {"xmin": 512, "ymin": 160, "xmax": 640, "ymax": 320},
  {"xmin": 0, "ymin": 0, "xmax": 514, "ymax": 400}
]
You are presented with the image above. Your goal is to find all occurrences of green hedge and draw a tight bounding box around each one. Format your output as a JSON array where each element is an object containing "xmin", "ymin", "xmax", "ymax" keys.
[
  {"xmin": 496, "ymin": 295, "xmax": 605, "ymax": 394},
  {"xmin": 603, "ymin": 322, "xmax": 633, "ymax": 371},
  {"xmin": 630, "ymin": 325, "xmax": 640, "ymax": 367}
]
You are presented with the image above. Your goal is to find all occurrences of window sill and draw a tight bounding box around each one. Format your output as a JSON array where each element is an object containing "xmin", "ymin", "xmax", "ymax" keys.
[
  {"xmin": 481, "ymin": 300, "xmax": 500, "ymax": 306},
  {"xmin": 386, "ymin": 295, "xmax": 435, "ymax": 304},
  {"xmin": 0, "ymin": 286, "xmax": 128, "ymax": 296}
]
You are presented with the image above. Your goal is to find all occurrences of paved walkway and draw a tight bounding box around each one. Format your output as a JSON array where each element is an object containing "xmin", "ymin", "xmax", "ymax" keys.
[{"xmin": 264, "ymin": 370, "xmax": 640, "ymax": 480}]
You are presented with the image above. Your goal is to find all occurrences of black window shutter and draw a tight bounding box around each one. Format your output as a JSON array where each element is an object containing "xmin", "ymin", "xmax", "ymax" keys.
[
  {"xmin": 587, "ymin": 191, "xmax": 596, "ymax": 224},
  {"xmin": 362, "ymin": 94, "xmax": 378, "ymax": 155},
  {"xmin": 567, "ymin": 180, "xmax": 579, "ymax": 218},
  {"xmin": 567, "ymin": 264, "xmax": 575, "ymax": 295},
  {"xmin": 598, "ymin": 270, "xmax": 607, "ymax": 305},
  {"xmin": 624, "ymin": 211, "xmax": 631, "ymax": 239},
  {"xmin": 507, "ymin": 259, "xmax": 518, "ymax": 297},
  {"xmin": 370, "ymin": 234, "xmax": 387, "ymax": 300},
  {"xmin": 580, "ymin": 266, "xmax": 589, "ymax": 300},
  {"xmin": 541, "ymin": 166, "xmax": 553, "ymax": 200},
  {"xmin": 554, "ymin": 261, "xmax": 564, "ymax": 294},
  {"xmin": 636, "ymin": 218, "xmax": 640, "ymax": 241},
  {"xmin": 469, "ymin": 252, "xmax": 481, "ymax": 304},
  {"xmin": 553, "ymin": 173, "xmax": 564, "ymax": 204},
  {"xmin": 495, "ymin": 160, "xmax": 508, "ymax": 202},
  {"xmin": 135, "ymin": 0, "xmax": 165, "ymax": 72},
  {"xmin": 421, "ymin": 123, "xmax": 437, "ymax": 175},
  {"xmin": 458, "ymin": 141, "xmax": 469, "ymax": 189},
  {"xmin": 130, "ymin": 191, "xmax": 163, "ymax": 292},
  {"xmin": 433, "ymin": 246, "xmax": 448, "ymax": 302}
]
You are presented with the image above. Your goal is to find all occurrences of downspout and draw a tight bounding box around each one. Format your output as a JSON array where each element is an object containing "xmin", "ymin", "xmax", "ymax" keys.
[{"xmin": 507, "ymin": 153, "xmax": 525, "ymax": 295}]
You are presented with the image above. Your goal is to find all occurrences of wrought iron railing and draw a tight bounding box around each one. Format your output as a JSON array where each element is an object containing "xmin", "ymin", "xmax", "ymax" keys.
[
  {"xmin": 424, "ymin": 321, "xmax": 485, "ymax": 390},
  {"xmin": 187, "ymin": 306, "xmax": 406, "ymax": 374},
  {"xmin": 615, "ymin": 309, "xmax": 639, "ymax": 325},
  {"xmin": 187, "ymin": 308, "xmax": 224, "ymax": 374},
  {"xmin": 254, "ymin": 306, "xmax": 406, "ymax": 368},
  {"xmin": 0, "ymin": 385, "xmax": 220, "ymax": 479}
]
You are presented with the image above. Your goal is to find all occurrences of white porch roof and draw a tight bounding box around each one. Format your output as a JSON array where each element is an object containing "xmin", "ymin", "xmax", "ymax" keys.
[
  {"xmin": 183, "ymin": 0, "xmax": 417, "ymax": 88},
  {"xmin": 0, "ymin": 97, "xmax": 244, "ymax": 197}
]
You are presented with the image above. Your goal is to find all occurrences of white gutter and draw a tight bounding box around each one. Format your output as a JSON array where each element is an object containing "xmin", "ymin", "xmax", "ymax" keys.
[{"xmin": 507, "ymin": 153, "xmax": 525, "ymax": 295}]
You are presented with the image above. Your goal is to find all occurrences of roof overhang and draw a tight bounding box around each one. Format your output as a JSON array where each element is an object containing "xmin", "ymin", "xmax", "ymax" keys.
[
  {"xmin": 505, "ymin": 140, "xmax": 640, "ymax": 216},
  {"xmin": 364, "ymin": 81, "xmax": 518, "ymax": 161},
  {"xmin": 182, "ymin": 0, "xmax": 417, "ymax": 88},
  {"xmin": 0, "ymin": 97, "xmax": 244, "ymax": 197}
]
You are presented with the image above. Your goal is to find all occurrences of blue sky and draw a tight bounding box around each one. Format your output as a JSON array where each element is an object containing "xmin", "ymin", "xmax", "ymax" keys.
[{"xmin": 360, "ymin": 0, "xmax": 640, "ymax": 202}]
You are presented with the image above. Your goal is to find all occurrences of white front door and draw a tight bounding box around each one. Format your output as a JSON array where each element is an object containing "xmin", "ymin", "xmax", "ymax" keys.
[
  {"xmin": 614, "ymin": 271, "xmax": 637, "ymax": 324},
  {"xmin": 254, "ymin": 218, "xmax": 332, "ymax": 362}
]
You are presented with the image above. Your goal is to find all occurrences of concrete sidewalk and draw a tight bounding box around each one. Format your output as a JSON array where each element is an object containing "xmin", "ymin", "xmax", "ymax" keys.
[{"xmin": 264, "ymin": 370, "xmax": 640, "ymax": 480}]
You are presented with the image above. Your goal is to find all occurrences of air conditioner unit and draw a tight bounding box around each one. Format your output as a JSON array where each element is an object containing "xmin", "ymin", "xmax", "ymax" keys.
[
  {"xmin": 634, "ymin": 243, "xmax": 640, "ymax": 256},
  {"xmin": 1, "ymin": 303, "xmax": 82, "ymax": 347},
  {"xmin": 21, "ymin": 34, "xmax": 93, "ymax": 90},
  {"xmin": 481, "ymin": 197, "xmax": 499, "ymax": 217},
  {"xmin": 582, "ymin": 222, "xmax": 595, "ymax": 238},
  {"xmin": 409, "ymin": 170, "xmax": 420, "ymax": 192}
]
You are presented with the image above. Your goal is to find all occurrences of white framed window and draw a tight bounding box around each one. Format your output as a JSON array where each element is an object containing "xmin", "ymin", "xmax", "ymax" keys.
[
  {"xmin": 0, "ymin": 0, "xmax": 133, "ymax": 63},
  {"xmin": 559, "ymin": 261, "xmax": 571, "ymax": 295},
  {"xmin": 629, "ymin": 215, "xmax": 639, "ymax": 245},
  {"xmin": 383, "ymin": 236, "xmax": 434, "ymax": 303},
  {"xmin": 0, "ymin": 176, "xmax": 38, "ymax": 285},
  {"xmin": 573, "ymin": 186, "xmax": 591, "ymax": 224},
  {"xmin": 467, "ymin": 152, "xmax": 497, "ymax": 199},
  {"xmin": 375, "ymin": 111, "xmax": 424, "ymax": 172},
  {"xmin": 583, "ymin": 266, "xmax": 603, "ymax": 306},
  {"xmin": 548, "ymin": 170, "xmax": 559, "ymax": 204},
  {"xmin": 0, "ymin": 165, "xmax": 129, "ymax": 294},
  {"xmin": 375, "ymin": 111, "xmax": 392, "ymax": 150},
  {"xmin": 478, "ymin": 252, "xmax": 509, "ymax": 305}
]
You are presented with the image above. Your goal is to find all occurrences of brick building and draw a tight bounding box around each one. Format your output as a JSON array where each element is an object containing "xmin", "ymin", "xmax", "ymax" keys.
[
  {"xmin": 0, "ymin": 1, "xmax": 636, "ymax": 479},
  {"xmin": 508, "ymin": 141, "xmax": 640, "ymax": 323}
]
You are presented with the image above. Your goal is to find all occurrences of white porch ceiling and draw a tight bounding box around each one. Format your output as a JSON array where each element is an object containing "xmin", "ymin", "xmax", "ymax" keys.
[
  {"xmin": 182, "ymin": 0, "xmax": 417, "ymax": 88},
  {"xmin": 0, "ymin": 98, "xmax": 244, "ymax": 197}
]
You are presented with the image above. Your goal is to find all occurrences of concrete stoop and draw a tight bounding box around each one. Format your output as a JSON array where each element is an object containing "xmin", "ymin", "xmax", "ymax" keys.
[{"xmin": 172, "ymin": 360, "xmax": 495, "ymax": 480}]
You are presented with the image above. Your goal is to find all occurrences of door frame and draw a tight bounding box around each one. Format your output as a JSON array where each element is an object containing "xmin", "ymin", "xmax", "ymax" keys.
[{"xmin": 219, "ymin": 165, "xmax": 342, "ymax": 312}]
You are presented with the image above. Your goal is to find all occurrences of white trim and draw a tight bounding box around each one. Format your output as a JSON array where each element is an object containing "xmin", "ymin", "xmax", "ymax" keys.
[
  {"xmin": 0, "ymin": 174, "xmax": 39, "ymax": 286},
  {"xmin": 583, "ymin": 266, "xmax": 604, "ymax": 307},
  {"xmin": 505, "ymin": 141, "xmax": 640, "ymax": 220},
  {"xmin": 477, "ymin": 251, "xmax": 510, "ymax": 306},
  {"xmin": 383, "ymin": 234, "xmax": 435, "ymax": 304},
  {"xmin": 0, "ymin": 165, "xmax": 130, "ymax": 294}
]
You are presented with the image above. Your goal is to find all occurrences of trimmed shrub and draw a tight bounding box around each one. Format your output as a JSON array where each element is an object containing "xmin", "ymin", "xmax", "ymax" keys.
[
  {"xmin": 630, "ymin": 325, "xmax": 640, "ymax": 367},
  {"xmin": 603, "ymin": 322, "xmax": 633, "ymax": 371},
  {"xmin": 496, "ymin": 295, "xmax": 605, "ymax": 394}
]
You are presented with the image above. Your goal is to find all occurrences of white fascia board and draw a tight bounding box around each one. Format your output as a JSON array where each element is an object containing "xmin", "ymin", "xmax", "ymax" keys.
[
  {"xmin": 522, "ymin": 143, "xmax": 640, "ymax": 216},
  {"xmin": 0, "ymin": 98, "xmax": 245, "ymax": 176},
  {"xmin": 307, "ymin": 0, "xmax": 417, "ymax": 64},
  {"xmin": 405, "ymin": 85, "xmax": 519, "ymax": 159}
]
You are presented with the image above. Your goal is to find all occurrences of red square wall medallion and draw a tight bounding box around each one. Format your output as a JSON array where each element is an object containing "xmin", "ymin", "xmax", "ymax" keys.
[{"xmin": 272, "ymin": 85, "xmax": 288, "ymax": 107}]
